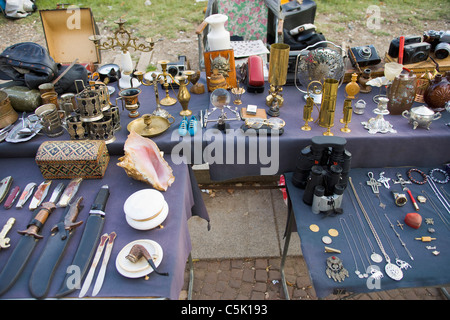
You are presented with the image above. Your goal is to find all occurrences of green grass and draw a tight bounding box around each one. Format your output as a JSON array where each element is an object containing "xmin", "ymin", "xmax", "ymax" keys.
[{"xmin": 1, "ymin": 0, "xmax": 205, "ymax": 39}]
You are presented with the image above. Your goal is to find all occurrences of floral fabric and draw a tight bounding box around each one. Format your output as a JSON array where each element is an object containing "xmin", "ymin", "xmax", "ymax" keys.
[{"xmin": 218, "ymin": 0, "xmax": 268, "ymax": 43}]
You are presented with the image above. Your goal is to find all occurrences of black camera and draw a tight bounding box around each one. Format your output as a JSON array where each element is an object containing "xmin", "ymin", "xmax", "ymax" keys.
[
  {"xmin": 388, "ymin": 35, "xmax": 422, "ymax": 58},
  {"xmin": 402, "ymin": 42, "xmax": 431, "ymax": 64},
  {"xmin": 167, "ymin": 55, "xmax": 188, "ymax": 78},
  {"xmin": 424, "ymin": 30, "xmax": 450, "ymax": 59},
  {"xmin": 292, "ymin": 136, "xmax": 351, "ymax": 209},
  {"xmin": 348, "ymin": 45, "xmax": 381, "ymax": 67}
]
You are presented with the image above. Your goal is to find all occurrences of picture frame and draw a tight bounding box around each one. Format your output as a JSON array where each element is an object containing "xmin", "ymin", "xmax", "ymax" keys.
[{"xmin": 204, "ymin": 49, "xmax": 237, "ymax": 92}]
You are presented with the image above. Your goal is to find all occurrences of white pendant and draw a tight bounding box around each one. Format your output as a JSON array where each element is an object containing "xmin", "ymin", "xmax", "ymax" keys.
[
  {"xmin": 385, "ymin": 262, "xmax": 403, "ymax": 281},
  {"xmin": 371, "ymin": 253, "xmax": 383, "ymax": 263}
]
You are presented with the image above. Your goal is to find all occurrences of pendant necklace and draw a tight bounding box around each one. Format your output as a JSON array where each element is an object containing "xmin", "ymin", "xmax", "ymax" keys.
[
  {"xmin": 349, "ymin": 177, "xmax": 403, "ymax": 281},
  {"xmin": 348, "ymin": 189, "xmax": 383, "ymax": 263},
  {"xmin": 348, "ymin": 215, "xmax": 383, "ymax": 279},
  {"xmin": 339, "ymin": 218, "xmax": 366, "ymax": 278},
  {"xmin": 360, "ymin": 184, "xmax": 412, "ymax": 272},
  {"xmin": 384, "ymin": 214, "xmax": 414, "ymax": 261}
]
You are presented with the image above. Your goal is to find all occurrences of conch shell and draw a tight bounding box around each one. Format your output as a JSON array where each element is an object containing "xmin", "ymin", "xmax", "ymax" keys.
[{"xmin": 118, "ymin": 131, "xmax": 175, "ymax": 191}]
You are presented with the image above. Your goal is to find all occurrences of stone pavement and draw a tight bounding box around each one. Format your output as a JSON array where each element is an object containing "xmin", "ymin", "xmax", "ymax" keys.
[{"xmin": 180, "ymin": 256, "xmax": 449, "ymax": 300}]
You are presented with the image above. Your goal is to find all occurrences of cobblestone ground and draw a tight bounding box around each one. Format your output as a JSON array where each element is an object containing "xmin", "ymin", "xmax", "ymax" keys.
[{"xmin": 180, "ymin": 256, "xmax": 449, "ymax": 300}]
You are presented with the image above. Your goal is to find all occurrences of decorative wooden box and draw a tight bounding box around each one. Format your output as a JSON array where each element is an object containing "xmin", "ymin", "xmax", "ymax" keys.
[{"xmin": 35, "ymin": 140, "xmax": 109, "ymax": 179}]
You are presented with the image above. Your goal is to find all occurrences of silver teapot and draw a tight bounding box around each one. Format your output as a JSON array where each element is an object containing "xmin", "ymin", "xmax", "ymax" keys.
[{"xmin": 402, "ymin": 105, "xmax": 441, "ymax": 130}]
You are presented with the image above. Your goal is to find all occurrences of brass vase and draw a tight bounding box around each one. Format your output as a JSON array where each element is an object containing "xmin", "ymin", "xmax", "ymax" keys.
[
  {"xmin": 117, "ymin": 88, "xmax": 142, "ymax": 118},
  {"xmin": 318, "ymin": 78, "xmax": 339, "ymax": 136},
  {"xmin": 177, "ymin": 75, "xmax": 192, "ymax": 116}
]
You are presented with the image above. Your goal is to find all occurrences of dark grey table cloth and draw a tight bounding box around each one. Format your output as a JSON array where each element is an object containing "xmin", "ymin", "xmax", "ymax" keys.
[
  {"xmin": 2, "ymin": 75, "xmax": 448, "ymax": 182},
  {"xmin": 0, "ymin": 155, "xmax": 207, "ymax": 299}
]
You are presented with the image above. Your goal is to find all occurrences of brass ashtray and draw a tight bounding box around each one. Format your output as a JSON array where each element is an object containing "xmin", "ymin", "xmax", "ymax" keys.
[{"xmin": 127, "ymin": 114, "xmax": 175, "ymax": 137}]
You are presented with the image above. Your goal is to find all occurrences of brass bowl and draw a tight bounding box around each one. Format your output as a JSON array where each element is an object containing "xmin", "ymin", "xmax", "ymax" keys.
[{"xmin": 127, "ymin": 114, "xmax": 175, "ymax": 137}]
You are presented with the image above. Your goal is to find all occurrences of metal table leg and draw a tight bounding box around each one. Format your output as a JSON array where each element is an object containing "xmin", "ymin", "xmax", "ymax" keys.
[
  {"xmin": 188, "ymin": 252, "xmax": 194, "ymax": 300},
  {"xmin": 281, "ymin": 198, "xmax": 294, "ymax": 300}
]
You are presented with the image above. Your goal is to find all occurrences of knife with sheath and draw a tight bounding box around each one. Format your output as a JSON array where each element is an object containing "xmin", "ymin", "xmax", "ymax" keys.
[
  {"xmin": 55, "ymin": 185, "xmax": 110, "ymax": 298},
  {"xmin": 0, "ymin": 201, "xmax": 56, "ymax": 296},
  {"xmin": 28, "ymin": 196, "xmax": 84, "ymax": 299}
]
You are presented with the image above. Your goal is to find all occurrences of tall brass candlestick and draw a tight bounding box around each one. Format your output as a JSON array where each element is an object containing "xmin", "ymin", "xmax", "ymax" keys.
[
  {"xmin": 266, "ymin": 43, "xmax": 290, "ymax": 116},
  {"xmin": 318, "ymin": 78, "xmax": 339, "ymax": 136},
  {"xmin": 340, "ymin": 99, "xmax": 352, "ymax": 133}
]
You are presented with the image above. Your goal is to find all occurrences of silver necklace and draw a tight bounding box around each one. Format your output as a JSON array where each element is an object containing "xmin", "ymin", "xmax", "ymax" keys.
[
  {"xmin": 360, "ymin": 184, "xmax": 412, "ymax": 271},
  {"xmin": 339, "ymin": 218, "xmax": 367, "ymax": 278},
  {"xmin": 347, "ymin": 189, "xmax": 383, "ymax": 263},
  {"xmin": 384, "ymin": 214, "xmax": 414, "ymax": 261},
  {"xmin": 348, "ymin": 177, "xmax": 403, "ymax": 281}
]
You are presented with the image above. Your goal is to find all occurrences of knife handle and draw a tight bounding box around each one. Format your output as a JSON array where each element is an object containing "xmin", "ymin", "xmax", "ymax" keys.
[{"xmin": 18, "ymin": 202, "xmax": 56, "ymax": 239}]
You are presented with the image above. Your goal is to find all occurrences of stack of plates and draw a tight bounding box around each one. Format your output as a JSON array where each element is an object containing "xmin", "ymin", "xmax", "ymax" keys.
[
  {"xmin": 115, "ymin": 239, "xmax": 163, "ymax": 278},
  {"xmin": 123, "ymin": 189, "xmax": 169, "ymax": 230}
]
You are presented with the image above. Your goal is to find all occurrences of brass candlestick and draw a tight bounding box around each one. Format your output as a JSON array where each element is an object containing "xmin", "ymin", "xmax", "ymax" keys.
[
  {"xmin": 318, "ymin": 78, "xmax": 339, "ymax": 136},
  {"xmin": 340, "ymin": 99, "xmax": 352, "ymax": 133},
  {"xmin": 156, "ymin": 60, "xmax": 177, "ymax": 106},
  {"xmin": 266, "ymin": 43, "xmax": 290, "ymax": 117},
  {"xmin": 301, "ymin": 96, "xmax": 314, "ymax": 131}
]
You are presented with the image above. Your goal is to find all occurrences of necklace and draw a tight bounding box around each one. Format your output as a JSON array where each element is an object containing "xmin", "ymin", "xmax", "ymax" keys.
[
  {"xmin": 347, "ymin": 189, "xmax": 383, "ymax": 263},
  {"xmin": 339, "ymin": 218, "xmax": 365, "ymax": 278},
  {"xmin": 360, "ymin": 183, "xmax": 412, "ymax": 271},
  {"xmin": 384, "ymin": 213, "xmax": 414, "ymax": 261},
  {"xmin": 348, "ymin": 177, "xmax": 403, "ymax": 281}
]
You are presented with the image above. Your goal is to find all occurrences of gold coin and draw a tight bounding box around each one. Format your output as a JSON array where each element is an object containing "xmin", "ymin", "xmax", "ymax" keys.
[
  {"xmin": 328, "ymin": 229, "xmax": 339, "ymax": 237},
  {"xmin": 309, "ymin": 224, "xmax": 319, "ymax": 232}
]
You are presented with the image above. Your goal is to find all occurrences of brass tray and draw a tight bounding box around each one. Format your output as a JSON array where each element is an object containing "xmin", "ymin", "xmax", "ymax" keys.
[{"xmin": 127, "ymin": 114, "xmax": 174, "ymax": 137}]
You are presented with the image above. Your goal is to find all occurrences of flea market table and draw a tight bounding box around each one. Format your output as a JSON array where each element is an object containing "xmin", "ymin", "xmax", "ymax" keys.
[{"xmin": 281, "ymin": 169, "xmax": 450, "ymax": 299}]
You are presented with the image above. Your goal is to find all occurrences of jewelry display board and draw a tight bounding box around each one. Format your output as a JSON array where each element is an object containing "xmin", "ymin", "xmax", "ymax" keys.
[{"xmin": 282, "ymin": 168, "xmax": 450, "ymax": 299}]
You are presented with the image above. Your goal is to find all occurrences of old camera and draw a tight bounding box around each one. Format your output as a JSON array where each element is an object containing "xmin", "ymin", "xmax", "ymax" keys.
[
  {"xmin": 167, "ymin": 55, "xmax": 188, "ymax": 78},
  {"xmin": 424, "ymin": 30, "xmax": 450, "ymax": 59},
  {"xmin": 388, "ymin": 35, "xmax": 422, "ymax": 58},
  {"xmin": 348, "ymin": 45, "xmax": 381, "ymax": 67},
  {"xmin": 402, "ymin": 42, "xmax": 431, "ymax": 64}
]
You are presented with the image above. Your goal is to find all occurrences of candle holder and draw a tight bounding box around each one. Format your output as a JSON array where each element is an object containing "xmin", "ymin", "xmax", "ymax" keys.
[
  {"xmin": 89, "ymin": 19, "xmax": 154, "ymax": 88},
  {"xmin": 301, "ymin": 96, "xmax": 314, "ymax": 131},
  {"xmin": 340, "ymin": 99, "xmax": 352, "ymax": 133}
]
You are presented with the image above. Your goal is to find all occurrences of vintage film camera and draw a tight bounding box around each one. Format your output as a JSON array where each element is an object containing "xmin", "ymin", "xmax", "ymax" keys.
[
  {"xmin": 291, "ymin": 136, "xmax": 351, "ymax": 214},
  {"xmin": 167, "ymin": 55, "xmax": 188, "ymax": 78},
  {"xmin": 348, "ymin": 45, "xmax": 381, "ymax": 67},
  {"xmin": 388, "ymin": 35, "xmax": 431, "ymax": 64},
  {"xmin": 423, "ymin": 30, "xmax": 450, "ymax": 59}
]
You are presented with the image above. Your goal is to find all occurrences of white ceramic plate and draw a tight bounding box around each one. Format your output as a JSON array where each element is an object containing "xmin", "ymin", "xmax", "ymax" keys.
[
  {"xmin": 125, "ymin": 200, "xmax": 169, "ymax": 230},
  {"xmin": 123, "ymin": 189, "xmax": 165, "ymax": 221},
  {"xmin": 115, "ymin": 239, "xmax": 163, "ymax": 278}
]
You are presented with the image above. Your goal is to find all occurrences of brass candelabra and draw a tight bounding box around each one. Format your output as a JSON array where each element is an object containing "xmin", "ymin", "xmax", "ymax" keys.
[{"xmin": 89, "ymin": 18, "xmax": 154, "ymax": 54}]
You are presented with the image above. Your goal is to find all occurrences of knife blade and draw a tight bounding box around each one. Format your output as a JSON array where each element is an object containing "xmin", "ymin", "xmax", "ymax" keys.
[
  {"xmin": 0, "ymin": 176, "xmax": 13, "ymax": 204},
  {"xmin": 92, "ymin": 231, "xmax": 117, "ymax": 297},
  {"xmin": 29, "ymin": 180, "xmax": 52, "ymax": 210},
  {"xmin": 0, "ymin": 202, "xmax": 56, "ymax": 296},
  {"xmin": 16, "ymin": 182, "xmax": 37, "ymax": 208},
  {"xmin": 56, "ymin": 185, "xmax": 110, "ymax": 298},
  {"xmin": 49, "ymin": 182, "xmax": 65, "ymax": 204},
  {"xmin": 78, "ymin": 233, "xmax": 109, "ymax": 298},
  {"xmin": 4, "ymin": 186, "xmax": 20, "ymax": 209},
  {"xmin": 57, "ymin": 178, "xmax": 83, "ymax": 207},
  {"xmin": 29, "ymin": 197, "xmax": 84, "ymax": 299}
]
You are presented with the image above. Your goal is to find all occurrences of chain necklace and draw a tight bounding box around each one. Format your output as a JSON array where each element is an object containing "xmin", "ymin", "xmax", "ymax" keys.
[
  {"xmin": 360, "ymin": 183, "xmax": 412, "ymax": 271},
  {"xmin": 347, "ymin": 189, "xmax": 383, "ymax": 263},
  {"xmin": 348, "ymin": 177, "xmax": 403, "ymax": 281},
  {"xmin": 384, "ymin": 213, "xmax": 414, "ymax": 261},
  {"xmin": 339, "ymin": 218, "xmax": 365, "ymax": 278}
]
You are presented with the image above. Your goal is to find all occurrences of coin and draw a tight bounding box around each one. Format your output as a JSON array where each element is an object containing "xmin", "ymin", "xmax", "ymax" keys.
[
  {"xmin": 322, "ymin": 236, "xmax": 332, "ymax": 245},
  {"xmin": 309, "ymin": 224, "xmax": 319, "ymax": 232},
  {"xmin": 328, "ymin": 229, "xmax": 339, "ymax": 237}
]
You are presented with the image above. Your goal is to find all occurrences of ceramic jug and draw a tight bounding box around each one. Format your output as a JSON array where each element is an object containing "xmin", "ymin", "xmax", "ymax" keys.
[
  {"xmin": 387, "ymin": 72, "xmax": 416, "ymax": 115},
  {"xmin": 424, "ymin": 72, "xmax": 450, "ymax": 111}
]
